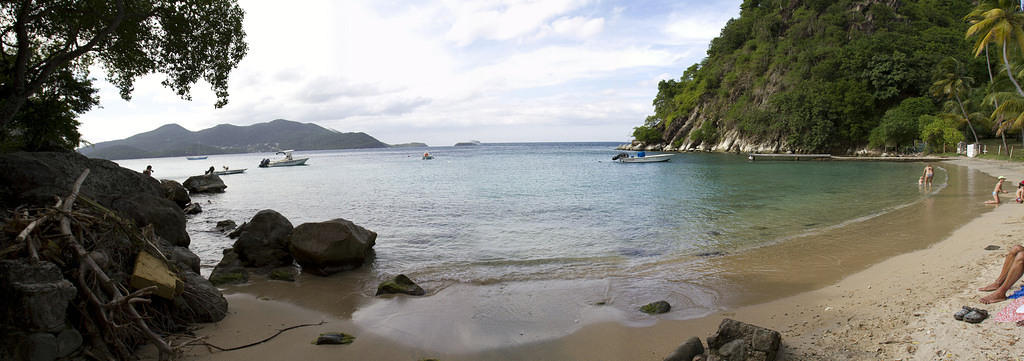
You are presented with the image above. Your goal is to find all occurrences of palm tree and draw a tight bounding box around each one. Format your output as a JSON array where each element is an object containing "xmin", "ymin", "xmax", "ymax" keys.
[
  {"xmin": 988, "ymin": 90, "xmax": 1024, "ymax": 133},
  {"xmin": 930, "ymin": 70, "xmax": 980, "ymax": 143},
  {"xmin": 966, "ymin": 0, "xmax": 1024, "ymax": 97}
]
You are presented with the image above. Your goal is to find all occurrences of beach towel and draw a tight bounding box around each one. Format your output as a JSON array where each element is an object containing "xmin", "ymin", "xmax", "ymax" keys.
[
  {"xmin": 993, "ymin": 297, "xmax": 1024, "ymax": 323},
  {"xmin": 1008, "ymin": 285, "xmax": 1024, "ymax": 299}
]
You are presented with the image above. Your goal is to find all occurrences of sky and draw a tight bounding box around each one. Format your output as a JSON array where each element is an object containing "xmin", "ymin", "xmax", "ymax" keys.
[{"xmin": 78, "ymin": 0, "xmax": 741, "ymax": 146}]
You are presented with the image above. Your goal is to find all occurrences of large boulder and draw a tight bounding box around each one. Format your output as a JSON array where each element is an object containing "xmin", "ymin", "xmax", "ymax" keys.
[
  {"xmin": 664, "ymin": 336, "xmax": 704, "ymax": 361},
  {"xmin": 0, "ymin": 260, "xmax": 77, "ymax": 332},
  {"xmin": 0, "ymin": 152, "xmax": 189, "ymax": 247},
  {"xmin": 289, "ymin": 218, "xmax": 376, "ymax": 276},
  {"xmin": 706, "ymin": 319, "xmax": 781, "ymax": 361},
  {"xmin": 171, "ymin": 271, "xmax": 228, "ymax": 323},
  {"xmin": 232, "ymin": 210, "xmax": 294, "ymax": 268},
  {"xmin": 159, "ymin": 179, "xmax": 191, "ymax": 208},
  {"xmin": 183, "ymin": 174, "xmax": 226, "ymax": 193},
  {"xmin": 209, "ymin": 249, "xmax": 249, "ymax": 285}
]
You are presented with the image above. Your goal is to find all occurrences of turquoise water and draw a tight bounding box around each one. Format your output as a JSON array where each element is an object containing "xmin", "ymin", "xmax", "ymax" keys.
[{"xmin": 114, "ymin": 143, "xmax": 937, "ymax": 287}]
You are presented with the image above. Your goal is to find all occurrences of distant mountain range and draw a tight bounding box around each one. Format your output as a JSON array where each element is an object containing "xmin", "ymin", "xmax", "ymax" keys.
[{"xmin": 78, "ymin": 119, "xmax": 388, "ymax": 160}]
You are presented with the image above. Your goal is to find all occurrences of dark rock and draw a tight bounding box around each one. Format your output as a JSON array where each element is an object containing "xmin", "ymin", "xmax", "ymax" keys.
[
  {"xmin": 664, "ymin": 336, "xmax": 704, "ymax": 361},
  {"xmin": 56, "ymin": 328, "xmax": 83, "ymax": 358},
  {"xmin": 376, "ymin": 274, "xmax": 425, "ymax": 296},
  {"xmin": 696, "ymin": 251, "xmax": 726, "ymax": 257},
  {"xmin": 0, "ymin": 152, "xmax": 189, "ymax": 247},
  {"xmin": 706, "ymin": 319, "xmax": 781, "ymax": 361},
  {"xmin": 169, "ymin": 247, "xmax": 201, "ymax": 274},
  {"xmin": 209, "ymin": 249, "xmax": 249, "ymax": 286},
  {"xmin": 233, "ymin": 210, "xmax": 294, "ymax": 268},
  {"xmin": 23, "ymin": 332, "xmax": 57, "ymax": 361},
  {"xmin": 314, "ymin": 332, "xmax": 355, "ymax": 345},
  {"xmin": 289, "ymin": 218, "xmax": 376, "ymax": 276},
  {"xmin": 227, "ymin": 222, "xmax": 246, "ymax": 238},
  {"xmin": 985, "ymin": 245, "xmax": 1000, "ymax": 251},
  {"xmin": 640, "ymin": 300, "xmax": 671, "ymax": 314},
  {"xmin": 216, "ymin": 220, "xmax": 237, "ymax": 233},
  {"xmin": 172, "ymin": 270, "xmax": 228, "ymax": 323},
  {"xmin": 0, "ymin": 260, "xmax": 77, "ymax": 332},
  {"xmin": 183, "ymin": 174, "xmax": 226, "ymax": 193},
  {"xmin": 160, "ymin": 179, "xmax": 191, "ymax": 208},
  {"xmin": 269, "ymin": 267, "xmax": 298, "ymax": 282},
  {"xmin": 183, "ymin": 203, "xmax": 203, "ymax": 215}
]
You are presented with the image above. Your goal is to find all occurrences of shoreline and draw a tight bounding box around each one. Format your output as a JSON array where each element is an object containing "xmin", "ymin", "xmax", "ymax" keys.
[{"xmin": 176, "ymin": 158, "xmax": 1024, "ymax": 360}]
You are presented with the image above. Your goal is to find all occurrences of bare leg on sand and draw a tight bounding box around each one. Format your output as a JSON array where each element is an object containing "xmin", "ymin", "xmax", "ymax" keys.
[{"xmin": 980, "ymin": 245, "xmax": 1024, "ymax": 304}]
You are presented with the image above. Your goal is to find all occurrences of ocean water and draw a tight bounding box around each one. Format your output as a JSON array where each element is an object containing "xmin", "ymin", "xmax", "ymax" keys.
[{"xmin": 113, "ymin": 143, "xmax": 982, "ymax": 311}]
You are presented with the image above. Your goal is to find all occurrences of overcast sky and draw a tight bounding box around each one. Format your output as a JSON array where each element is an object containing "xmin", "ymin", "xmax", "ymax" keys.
[{"xmin": 78, "ymin": 0, "xmax": 740, "ymax": 146}]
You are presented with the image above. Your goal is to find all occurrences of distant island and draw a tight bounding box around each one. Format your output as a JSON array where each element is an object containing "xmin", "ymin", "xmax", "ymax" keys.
[
  {"xmin": 78, "ymin": 119, "xmax": 388, "ymax": 160},
  {"xmin": 454, "ymin": 140, "xmax": 481, "ymax": 146},
  {"xmin": 390, "ymin": 142, "xmax": 428, "ymax": 148}
]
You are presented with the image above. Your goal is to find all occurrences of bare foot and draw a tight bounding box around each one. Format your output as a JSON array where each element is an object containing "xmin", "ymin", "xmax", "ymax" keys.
[
  {"xmin": 980, "ymin": 292, "xmax": 1007, "ymax": 304},
  {"xmin": 979, "ymin": 283, "xmax": 1001, "ymax": 292}
]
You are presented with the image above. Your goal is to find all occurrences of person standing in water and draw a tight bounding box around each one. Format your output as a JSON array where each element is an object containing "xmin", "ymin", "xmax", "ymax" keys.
[
  {"xmin": 922, "ymin": 164, "xmax": 934, "ymax": 186},
  {"xmin": 985, "ymin": 176, "xmax": 1009, "ymax": 205}
]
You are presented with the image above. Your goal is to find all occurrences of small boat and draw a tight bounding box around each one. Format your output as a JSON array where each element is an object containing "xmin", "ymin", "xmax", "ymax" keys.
[
  {"xmin": 212, "ymin": 168, "xmax": 246, "ymax": 176},
  {"xmin": 612, "ymin": 152, "xmax": 672, "ymax": 163},
  {"xmin": 186, "ymin": 156, "xmax": 208, "ymax": 160},
  {"xmin": 259, "ymin": 150, "xmax": 309, "ymax": 168}
]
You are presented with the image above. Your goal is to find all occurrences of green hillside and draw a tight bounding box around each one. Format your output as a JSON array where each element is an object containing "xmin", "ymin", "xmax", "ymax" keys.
[{"xmin": 635, "ymin": 0, "xmax": 989, "ymax": 154}]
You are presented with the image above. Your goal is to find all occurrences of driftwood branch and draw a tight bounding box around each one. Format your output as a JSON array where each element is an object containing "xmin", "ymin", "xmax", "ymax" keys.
[
  {"xmin": 55, "ymin": 169, "xmax": 173, "ymax": 356},
  {"xmin": 188, "ymin": 321, "xmax": 326, "ymax": 352}
]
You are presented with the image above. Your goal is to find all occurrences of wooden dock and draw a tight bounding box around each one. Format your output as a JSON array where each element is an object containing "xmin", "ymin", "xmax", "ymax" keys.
[
  {"xmin": 747, "ymin": 154, "xmax": 831, "ymax": 161},
  {"xmin": 747, "ymin": 154, "xmax": 956, "ymax": 162}
]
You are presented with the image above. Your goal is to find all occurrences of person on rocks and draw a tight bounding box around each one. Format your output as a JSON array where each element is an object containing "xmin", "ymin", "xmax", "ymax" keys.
[
  {"xmin": 979, "ymin": 245, "xmax": 1024, "ymax": 304},
  {"xmin": 143, "ymin": 165, "xmax": 154, "ymax": 176},
  {"xmin": 985, "ymin": 176, "xmax": 1009, "ymax": 205},
  {"xmin": 205, "ymin": 166, "xmax": 215, "ymax": 175}
]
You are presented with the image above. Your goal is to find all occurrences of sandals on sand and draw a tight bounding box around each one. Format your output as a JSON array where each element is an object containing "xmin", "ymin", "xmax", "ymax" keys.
[{"xmin": 953, "ymin": 306, "xmax": 989, "ymax": 323}]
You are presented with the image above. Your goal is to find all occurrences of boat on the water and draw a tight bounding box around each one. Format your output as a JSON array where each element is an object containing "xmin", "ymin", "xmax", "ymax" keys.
[
  {"xmin": 612, "ymin": 152, "xmax": 672, "ymax": 163},
  {"xmin": 259, "ymin": 150, "xmax": 309, "ymax": 168},
  {"xmin": 212, "ymin": 168, "xmax": 246, "ymax": 176},
  {"xmin": 186, "ymin": 156, "xmax": 208, "ymax": 160}
]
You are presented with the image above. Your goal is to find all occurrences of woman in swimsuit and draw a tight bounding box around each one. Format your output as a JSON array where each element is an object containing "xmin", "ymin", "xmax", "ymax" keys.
[
  {"xmin": 986, "ymin": 176, "xmax": 1008, "ymax": 204},
  {"xmin": 922, "ymin": 164, "xmax": 934, "ymax": 186}
]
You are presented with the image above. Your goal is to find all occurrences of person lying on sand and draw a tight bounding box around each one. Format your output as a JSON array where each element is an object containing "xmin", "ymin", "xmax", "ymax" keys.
[
  {"xmin": 979, "ymin": 245, "xmax": 1024, "ymax": 304},
  {"xmin": 985, "ymin": 176, "xmax": 1008, "ymax": 205}
]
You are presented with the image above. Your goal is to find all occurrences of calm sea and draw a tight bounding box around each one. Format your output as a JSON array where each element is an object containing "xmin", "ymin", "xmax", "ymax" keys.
[{"xmin": 111, "ymin": 143, "xmax": 990, "ymax": 314}]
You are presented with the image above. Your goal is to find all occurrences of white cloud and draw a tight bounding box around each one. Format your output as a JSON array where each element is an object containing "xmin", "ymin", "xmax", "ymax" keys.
[{"xmin": 78, "ymin": 0, "xmax": 742, "ymax": 146}]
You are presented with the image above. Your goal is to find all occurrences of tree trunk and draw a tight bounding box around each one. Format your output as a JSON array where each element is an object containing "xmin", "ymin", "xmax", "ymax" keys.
[
  {"xmin": 955, "ymin": 93, "xmax": 980, "ymax": 144},
  {"xmin": 988, "ymin": 45, "xmax": 1007, "ymax": 154},
  {"xmin": 0, "ymin": 95, "xmax": 27, "ymax": 134},
  {"xmin": 1004, "ymin": 40, "xmax": 1024, "ymax": 97}
]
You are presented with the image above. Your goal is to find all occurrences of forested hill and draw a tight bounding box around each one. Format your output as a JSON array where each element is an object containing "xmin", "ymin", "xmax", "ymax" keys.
[
  {"xmin": 633, "ymin": 0, "xmax": 984, "ymax": 154},
  {"xmin": 78, "ymin": 119, "xmax": 387, "ymax": 160}
]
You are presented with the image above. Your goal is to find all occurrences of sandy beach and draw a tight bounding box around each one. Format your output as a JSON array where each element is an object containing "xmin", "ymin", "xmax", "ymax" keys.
[{"xmin": 173, "ymin": 158, "xmax": 1024, "ymax": 361}]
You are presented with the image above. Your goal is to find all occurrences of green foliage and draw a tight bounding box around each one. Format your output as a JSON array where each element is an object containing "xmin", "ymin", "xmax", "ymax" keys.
[
  {"xmin": 0, "ymin": 0, "xmax": 248, "ymax": 150},
  {"xmin": 632, "ymin": 126, "xmax": 663, "ymax": 144},
  {"xmin": 919, "ymin": 115, "xmax": 966, "ymax": 151},
  {"xmin": 633, "ymin": 0, "xmax": 981, "ymax": 152},
  {"xmin": 868, "ymin": 97, "xmax": 937, "ymax": 149},
  {"xmin": 691, "ymin": 120, "xmax": 719, "ymax": 145}
]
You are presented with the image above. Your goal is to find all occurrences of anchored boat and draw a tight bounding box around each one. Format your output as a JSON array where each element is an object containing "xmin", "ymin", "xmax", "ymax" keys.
[
  {"xmin": 259, "ymin": 150, "xmax": 309, "ymax": 168},
  {"xmin": 612, "ymin": 152, "xmax": 672, "ymax": 163}
]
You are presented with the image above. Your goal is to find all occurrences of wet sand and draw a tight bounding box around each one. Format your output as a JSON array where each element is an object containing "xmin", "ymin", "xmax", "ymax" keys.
[{"xmin": 175, "ymin": 158, "xmax": 1023, "ymax": 360}]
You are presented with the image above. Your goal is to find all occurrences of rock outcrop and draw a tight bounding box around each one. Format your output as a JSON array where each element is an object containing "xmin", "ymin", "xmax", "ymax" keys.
[
  {"xmin": 376, "ymin": 274, "xmax": 425, "ymax": 296},
  {"xmin": 706, "ymin": 319, "xmax": 781, "ymax": 361},
  {"xmin": 209, "ymin": 249, "xmax": 249, "ymax": 286},
  {"xmin": 0, "ymin": 151, "xmax": 190, "ymax": 247},
  {"xmin": 232, "ymin": 210, "xmax": 294, "ymax": 268},
  {"xmin": 0, "ymin": 260, "xmax": 77, "ymax": 333},
  {"xmin": 159, "ymin": 179, "xmax": 191, "ymax": 208},
  {"xmin": 289, "ymin": 218, "xmax": 376, "ymax": 276},
  {"xmin": 183, "ymin": 174, "xmax": 226, "ymax": 193}
]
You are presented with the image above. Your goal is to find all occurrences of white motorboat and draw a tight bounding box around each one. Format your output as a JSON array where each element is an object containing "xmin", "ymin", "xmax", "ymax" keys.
[
  {"xmin": 212, "ymin": 168, "xmax": 246, "ymax": 175},
  {"xmin": 259, "ymin": 150, "xmax": 309, "ymax": 168},
  {"xmin": 186, "ymin": 156, "xmax": 207, "ymax": 160},
  {"xmin": 612, "ymin": 152, "xmax": 672, "ymax": 163}
]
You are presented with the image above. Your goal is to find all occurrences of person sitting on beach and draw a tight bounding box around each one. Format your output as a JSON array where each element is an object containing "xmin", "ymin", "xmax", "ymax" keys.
[
  {"xmin": 979, "ymin": 245, "xmax": 1024, "ymax": 304},
  {"xmin": 985, "ymin": 176, "xmax": 1008, "ymax": 205},
  {"xmin": 923, "ymin": 164, "xmax": 934, "ymax": 186},
  {"xmin": 1016, "ymin": 181, "xmax": 1024, "ymax": 204},
  {"xmin": 143, "ymin": 165, "xmax": 154, "ymax": 176}
]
